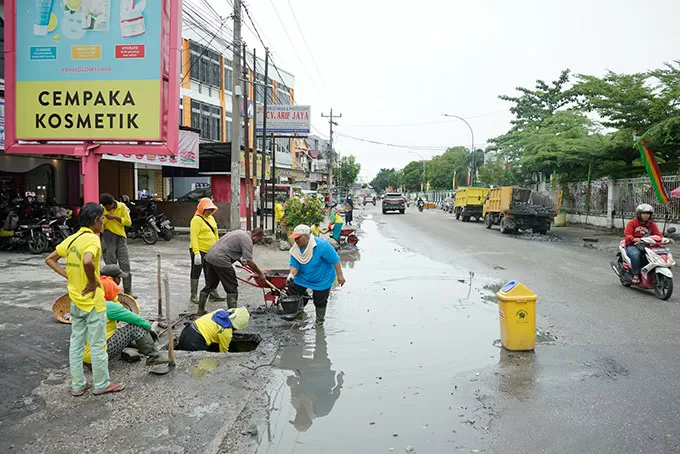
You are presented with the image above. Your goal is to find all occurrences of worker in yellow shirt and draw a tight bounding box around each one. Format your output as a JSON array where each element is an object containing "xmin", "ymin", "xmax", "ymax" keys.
[
  {"xmin": 45, "ymin": 203, "xmax": 125, "ymax": 397},
  {"xmin": 100, "ymin": 193, "xmax": 133, "ymax": 295},
  {"xmin": 177, "ymin": 307, "xmax": 250, "ymax": 352},
  {"xmin": 189, "ymin": 198, "xmax": 225, "ymax": 303}
]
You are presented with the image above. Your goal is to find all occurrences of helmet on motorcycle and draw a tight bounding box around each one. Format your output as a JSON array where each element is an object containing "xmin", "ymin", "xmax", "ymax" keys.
[{"xmin": 636, "ymin": 203, "xmax": 654, "ymax": 216}]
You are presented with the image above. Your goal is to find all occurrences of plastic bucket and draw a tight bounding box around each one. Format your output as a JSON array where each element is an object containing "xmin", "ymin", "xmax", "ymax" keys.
[{"xmin": 280, "ymin": 295, "xmax": 303, "ymax": 314}]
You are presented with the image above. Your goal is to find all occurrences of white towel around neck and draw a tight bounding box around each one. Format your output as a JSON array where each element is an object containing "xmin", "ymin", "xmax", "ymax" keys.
[{"xmin": 289, "ymin": 235, "xmax": 317, "ymax": 264}]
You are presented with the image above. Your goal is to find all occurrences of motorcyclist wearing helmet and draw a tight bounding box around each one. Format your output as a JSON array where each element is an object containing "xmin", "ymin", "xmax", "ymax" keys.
[{"xmin": 624, "ymin": 204, "xmax": 664, "ymax": 284}]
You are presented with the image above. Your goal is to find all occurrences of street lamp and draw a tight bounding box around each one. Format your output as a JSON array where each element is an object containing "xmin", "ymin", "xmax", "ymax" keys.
[
  {"xmin": 442, "ymin": 114, "xmax": 475, "ymax": 186},
  {"xmin": 408, "ymin": 150, "xmax": 426, "ymax": 192}
]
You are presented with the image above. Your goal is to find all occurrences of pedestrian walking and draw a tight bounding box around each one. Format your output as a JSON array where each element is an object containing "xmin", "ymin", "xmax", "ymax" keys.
[
  {"xmin": 197, "ymin": 228, "xmax": 266, "ymax": 315},
  {"xmin": 327, "ymin": 202, "xmax": 343, "ymax": 242},
  {"xmin": 99, "ymin": 193, "xmax": 133, "ymax": 295},
  {"xmin": 287, "ymin": 224, "xmax": 345, "ymax": 327},
  {"xmin": 344, "ymin": 195, "xmax": 354, "ymax": 226},
  {"xmin": 45, "ymin": 203, "xmax": 124, "ymax": 396},
  {"xmin": 189, "ymin": 198, "xmax": 225, "ymax": 303}
]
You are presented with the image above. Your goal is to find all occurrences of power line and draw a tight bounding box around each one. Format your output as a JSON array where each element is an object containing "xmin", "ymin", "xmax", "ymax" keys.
[
  {"xmin": 285, "ymin": 0, "xmax": 334, "ymax": 104},
  {"xmin": 267, "ymin": 0, "xmax": 330, "ymax": 105},
  {"xmin": 181, "ymin": 19, "xmax": 227, "ymax": 84},
  {"xmin": 335, "ymin": 132, "xmax": 451, "ymax": 150}
]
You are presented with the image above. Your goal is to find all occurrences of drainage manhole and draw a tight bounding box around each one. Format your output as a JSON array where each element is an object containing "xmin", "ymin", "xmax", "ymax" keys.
[{"xmin": 228, "ymin": 333, "xmax": 262, "ymax": 353}]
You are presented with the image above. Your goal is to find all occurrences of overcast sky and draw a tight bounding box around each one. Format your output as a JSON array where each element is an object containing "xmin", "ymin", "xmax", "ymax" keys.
[{"xmin": 217, "ymin": 0, "xmax": 680, "ymax": 181}]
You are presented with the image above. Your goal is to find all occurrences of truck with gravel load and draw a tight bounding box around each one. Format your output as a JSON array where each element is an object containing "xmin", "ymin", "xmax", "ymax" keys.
[
  {"xmin": 482, "ymin": 186, "xmax": 556, "ymax": 234},
  {"xmin": 453, "ymin": 187, "xmax": 490, "ymax": 222}
]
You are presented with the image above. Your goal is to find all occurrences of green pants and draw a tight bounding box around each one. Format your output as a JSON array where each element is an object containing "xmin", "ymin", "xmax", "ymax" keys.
[{"xmin": 70, "ymin": 303, "xmax": 109, "ymax": 392}]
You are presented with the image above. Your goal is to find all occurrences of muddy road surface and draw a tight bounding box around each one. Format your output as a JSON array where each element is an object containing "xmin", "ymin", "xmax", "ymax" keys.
[{"xmin": 251, "ymin": 207, "xmax": 680, "ymax": 453}]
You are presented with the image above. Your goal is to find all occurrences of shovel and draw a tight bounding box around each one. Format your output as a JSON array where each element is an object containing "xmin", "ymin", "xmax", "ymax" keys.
[{"xmin": 150, "ymin": 273, "xmax": 176, "ymax": 375}]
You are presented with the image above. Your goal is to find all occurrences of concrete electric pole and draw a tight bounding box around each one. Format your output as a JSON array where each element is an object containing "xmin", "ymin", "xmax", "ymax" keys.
[
  {"xmin": 321, "ymin": 109, "xmax": 341, "ymax": 198},
  {"xmin": 230, "ymin": 0, "xmax": 242, "ymax": 230}
]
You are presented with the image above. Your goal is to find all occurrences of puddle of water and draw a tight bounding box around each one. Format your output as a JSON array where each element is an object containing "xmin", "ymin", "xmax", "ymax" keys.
[{"xmin": 256, "ymin": 219, "xmax": 501, "ymax": 453}]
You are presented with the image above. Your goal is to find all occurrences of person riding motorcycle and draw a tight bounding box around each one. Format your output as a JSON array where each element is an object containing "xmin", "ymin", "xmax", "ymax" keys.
[
  {"xmin": 624, "ymin": 204, "xmax": 673, "ymax": 284},
  {"xmin": 417, "ymin": 197, "xmax": 425, "ymax": 211}
]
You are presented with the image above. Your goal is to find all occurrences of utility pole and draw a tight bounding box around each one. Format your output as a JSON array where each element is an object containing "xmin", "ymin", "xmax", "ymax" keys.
[
  {"xmin": 242, "ymin": 43, "xmax": 251, "ymax": 231},
  {"xmin": 230, "ymin": 0, "xmax": 242, "ymax": 231},
  {"xmin": 321, "ymin": 108, "xmax": 341, "ymax": 199},
  {"xmin": 259, "ymin": 49, "xmax": 269, "ymax": 232},
  {"xmin": 251, "ymin": 47, "xmax": 257, "ymax": 230}
]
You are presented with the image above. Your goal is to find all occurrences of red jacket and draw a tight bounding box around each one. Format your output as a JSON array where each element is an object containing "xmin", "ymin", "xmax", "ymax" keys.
[{"xmin": 624, "ymin": 218, "xmax": 662, "ymax": 246}]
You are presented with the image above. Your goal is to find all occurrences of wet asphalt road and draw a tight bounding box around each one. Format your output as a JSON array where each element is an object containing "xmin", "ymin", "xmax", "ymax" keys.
[{"xmin": 257, "ymin": 206, "xmax": 680, "ymax": 453}]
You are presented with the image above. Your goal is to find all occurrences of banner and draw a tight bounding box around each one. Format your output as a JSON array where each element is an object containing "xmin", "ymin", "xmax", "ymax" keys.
[
  {"xmin": 255, "ymin": 105, "xmax": 311, "ymax": 135},
  {"xmin": 637, "ymin": 142, "xmax": 670, "ymax": 204},
  {"xmin": 15, "ymin": 0, "xmax": 163, "ymax": 141},
  {"xmin": 104, "ymin": 128, "xmax": 199, "ymax": 168}
]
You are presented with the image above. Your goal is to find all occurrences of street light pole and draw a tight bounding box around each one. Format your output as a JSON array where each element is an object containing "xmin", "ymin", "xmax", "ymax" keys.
[{"xmin": 442, "ymin": 114, "xmax": 475, "ymax": 186}]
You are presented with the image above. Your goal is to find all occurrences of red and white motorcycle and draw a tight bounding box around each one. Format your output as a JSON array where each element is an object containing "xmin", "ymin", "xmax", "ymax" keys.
[{"xmin": 611, "ymin": 228, "xmax": 676, "ymax": 300}]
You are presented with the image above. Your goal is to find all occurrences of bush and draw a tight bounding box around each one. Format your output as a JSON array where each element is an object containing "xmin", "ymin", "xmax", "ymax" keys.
[{"xmin": 282, "ymin": 196, "xmax": 325, "ymax": 230}]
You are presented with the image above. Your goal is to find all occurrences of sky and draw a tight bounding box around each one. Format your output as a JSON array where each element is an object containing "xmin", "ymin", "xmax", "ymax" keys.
[{"xmin": 208, "ymin": 0, "xmax": 680, "ymax": 182}]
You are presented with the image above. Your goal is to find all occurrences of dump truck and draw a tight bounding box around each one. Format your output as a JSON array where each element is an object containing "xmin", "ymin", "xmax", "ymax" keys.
[
  {"xmin": 453, "ymin": 187, "xmax": 490, "ymax": 222},
  {"xmin": 482, "ymin": 187, "xmax": 556, "ymax": 234}
]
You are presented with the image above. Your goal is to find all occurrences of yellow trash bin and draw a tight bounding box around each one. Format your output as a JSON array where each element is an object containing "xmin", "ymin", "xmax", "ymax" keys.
[{"xmin": 496, "ymin": 280, "xmax": 537, "ymax": 351}]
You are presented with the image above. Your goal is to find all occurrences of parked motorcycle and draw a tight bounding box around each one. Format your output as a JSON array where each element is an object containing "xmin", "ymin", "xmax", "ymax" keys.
[
  {"xmin": 1, "ymin": 211, "xmax": 51, "ymax": 253},
  {"xmin": 47, "ymin": 216, "xmax": 71, "ymax": 249},
  {"xmin": 127, "ymin": 214, "xmax": 160, "ymax": 245},
  {"xmin": 610, "ymin": 228, "xmax": 676, "ymax": 300},
  {"xmin": 156, "ymin": 212, "xmax": 174, "ymax": 241}
]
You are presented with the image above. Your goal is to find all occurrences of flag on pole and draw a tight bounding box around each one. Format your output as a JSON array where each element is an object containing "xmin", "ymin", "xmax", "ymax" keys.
[
  {"xmin": 452, "ymin": 170, "xmax": 457, "ymax": 190},
  {"xmin": 637, "ymin": 142, "xmax": 670, "ymax": 204},
  {"xmin": 504, "ymin": 161, "xmax": 518, "ymax": 184}
]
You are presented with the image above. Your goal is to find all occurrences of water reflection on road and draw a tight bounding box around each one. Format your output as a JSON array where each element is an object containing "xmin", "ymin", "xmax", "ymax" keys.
[{"xmin": 256, "ymin": 218, "xmax": 501, "ymax": 453}]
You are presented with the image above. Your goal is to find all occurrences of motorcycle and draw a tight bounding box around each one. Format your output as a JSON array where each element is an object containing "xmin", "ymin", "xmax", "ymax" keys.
[
  {"xmin": 127, "ymin": 214, "xmax": 160, "ymax": 245},
  {"xmin": 610, "ymin": 228, "xmax": 676, "ymax": 300},
  {"xmin": 1, "ymin": 211, "xmax": 51, "ymax": 253},
  {"xmin": 417, "ymin": 200, "xmax": 425, "ymax": 212},
  {"xmin": 47, "ymin": 216, "xmax": 71, "ymax": 249},
  {"xmin": 156, "ymin": 212, "xmax": 174, "ymax": 241}
]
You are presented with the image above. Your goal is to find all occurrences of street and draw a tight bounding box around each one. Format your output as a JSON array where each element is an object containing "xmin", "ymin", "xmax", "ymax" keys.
[
  {"xmin": 2, "ymin": 205, "xmax": 680, "ymax": 453},
  {"xmin": 254, "ymin": 205, "xmax": 680, "ymax": 454}
]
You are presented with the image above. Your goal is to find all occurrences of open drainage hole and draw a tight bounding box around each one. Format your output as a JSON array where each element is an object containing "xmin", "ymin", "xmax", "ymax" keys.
[{"xmin": 174, "ymin": 332, "xmax": 262, "ymax": 353}]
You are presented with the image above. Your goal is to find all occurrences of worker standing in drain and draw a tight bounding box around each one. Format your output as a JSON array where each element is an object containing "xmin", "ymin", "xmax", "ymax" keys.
[
  {"xmin": 287, "ymin": 224, "xmax": 345, "ymax": 327},
  {"xmin": 197, "ymin": 228, "xmax": 266, "ymax": 315},
  {"xmin": 177, "ymin": 307, "xmax": 250, "ymax": 352},
  {"xmin": 82, "ymin": 264, "xmax": 168, "ymax": 366},
  {"xmin": 100, "ymin": 193, "xmax": 133, "ymax": 295},
  {"xmin": 189, "ymin": 198, "xmax": 225, "ymax": 303},
  {"xmin": 45, "ymin": 203, "xmax": 124, "ymax": 396}
]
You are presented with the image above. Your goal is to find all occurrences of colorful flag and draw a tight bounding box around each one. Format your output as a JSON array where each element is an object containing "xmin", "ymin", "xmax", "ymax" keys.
[
  {"xmin": 504, "ymin": 161, "xmax": 518, "ymax": 184},
  {"xmin": 637, "ymin": 142, "xmax": 670, "ymax": 204}
]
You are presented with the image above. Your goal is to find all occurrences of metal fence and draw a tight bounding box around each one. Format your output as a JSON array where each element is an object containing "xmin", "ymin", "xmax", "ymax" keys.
[
  {"xmin": 614, "ymin": 176, "xmax": 680, "ymax": 221},
  {"xmin": 560, "ymin": 178, "xmax": 609, "ymax": 216}
]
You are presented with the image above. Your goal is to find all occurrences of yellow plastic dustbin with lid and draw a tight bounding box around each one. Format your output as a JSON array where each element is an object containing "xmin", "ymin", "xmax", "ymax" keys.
[{"xmin": 496, "ymin": 280, "xmax": 537, "ymax": 351}]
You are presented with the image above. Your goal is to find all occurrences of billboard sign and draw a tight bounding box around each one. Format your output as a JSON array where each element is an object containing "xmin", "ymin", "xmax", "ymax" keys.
[
  {"xmin": 13, "ymin": 0, "xmax": 169, "ymax": 141},
  {"xmin": 104, "ymin": 128, "xmax": 199, "ymax": 168},
  {"xmin": 256, "ymin": 105, "xmax": 310, "ymax": 136}
]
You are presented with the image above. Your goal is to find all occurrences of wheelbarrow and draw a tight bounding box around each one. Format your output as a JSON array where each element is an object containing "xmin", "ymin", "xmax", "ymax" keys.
[
  {"xmin": 323, "ymin": 224, "xmax": 359, "ymax": 245},
  {"xmin": 236, "ymin": 265, "xmax": 289, "ymax": 308}
]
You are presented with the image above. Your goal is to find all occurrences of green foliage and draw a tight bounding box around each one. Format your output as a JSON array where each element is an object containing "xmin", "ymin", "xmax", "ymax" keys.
[
  {"xmin": 282, "ymin": 196, "xmax": 325, "ymax": 230},
  {"xmin": 334, "ymin": 155, "xmax": 361, "ymax": 191},
  {"xmin": 370, "ymin": 168, "xmax": 396, "ymax": 192}
]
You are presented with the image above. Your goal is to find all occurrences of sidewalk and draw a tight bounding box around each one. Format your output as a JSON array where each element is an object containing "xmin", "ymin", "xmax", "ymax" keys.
[{"xmin": 0, "ymin": 239, "xmax": 300, "ymax": 454}]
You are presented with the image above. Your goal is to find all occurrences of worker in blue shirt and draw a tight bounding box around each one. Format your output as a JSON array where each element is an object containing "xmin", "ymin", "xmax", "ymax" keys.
[{"xmin": 286, "ymin": 224, "xmax": 345, "ymax": 326}]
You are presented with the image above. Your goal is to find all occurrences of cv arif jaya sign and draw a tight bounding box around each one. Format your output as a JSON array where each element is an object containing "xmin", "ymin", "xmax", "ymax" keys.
[
  {"xmin": 256, "ymin": 105, "xmax": 311, "ymax": 136},
  {"xmin": 15, "ymin": 0, "xmax": 164, "ymax": 141}
]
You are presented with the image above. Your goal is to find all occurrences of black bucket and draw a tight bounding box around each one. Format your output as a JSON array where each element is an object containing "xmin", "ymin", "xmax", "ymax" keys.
[{"xmin": 280, "ymin": 295, "xmax": 303, "ymax": 314}]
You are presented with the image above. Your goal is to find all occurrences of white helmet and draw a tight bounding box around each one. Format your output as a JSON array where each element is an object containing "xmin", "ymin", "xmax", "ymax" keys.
[{"xmin": 636, "ymin": 203, "xmax": 654, "ymax": 215}]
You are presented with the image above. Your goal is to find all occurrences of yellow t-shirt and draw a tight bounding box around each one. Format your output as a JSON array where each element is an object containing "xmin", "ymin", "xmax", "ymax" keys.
[
  {"xmin": 190, "ymin": 215, "xmax": 219, "ymax": 253},
  {"xmin": 102, "ymin": 202, "xmax": 132, "ymax": 238},
  {"xmin": 55, "ymin": 227, "xmax": 106, "ymax": 313},
  {"xmin": 275, "ymin": 203, "xmax": 285, "ymax": 223},
  {"xmin": 195, "ymin": 310, "xmax": 234, "ymax": 353}
]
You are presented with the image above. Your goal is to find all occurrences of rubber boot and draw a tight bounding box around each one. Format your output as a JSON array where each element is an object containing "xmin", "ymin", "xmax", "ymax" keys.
[
  {"xmin": 123, "ymin": 275, "xmax": 132, "ymax": 296},
  {"xmin": 190, "ymin": 279, "xmax": 199, "ymax": 303},
  {"xmin": 226, "ymin": 293, "xmax": 238, "ymax": 309},
  {"xmin": 315, "ymin": 307, "xmax": 326, "ymax": 327},
  {"xmin": 209, "ymin": 289, "xmax": 226, "ymax": 302},
  {"xmin": 197, "ymin": 291, "xmax": 209, "ymax": 315},
  {"xmin": 135, "ymin": 333, "xmax": 169, "ymax": 365}
]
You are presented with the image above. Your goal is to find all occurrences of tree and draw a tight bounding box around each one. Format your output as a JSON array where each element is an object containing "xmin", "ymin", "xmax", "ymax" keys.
[
  {"xmin": 402, "ymin": 161, "xmax": 424, "ymax": 191},
  {"xmin": 370, "ymin": 168, "xmax": 396, "ymax": 192},
  {"xmin": 334, "ymin": 155, "xmax": 361, "ymax": 192}
]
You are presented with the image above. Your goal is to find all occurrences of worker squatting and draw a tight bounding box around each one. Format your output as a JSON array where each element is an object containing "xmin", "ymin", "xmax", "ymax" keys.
[{"xmin": 34, "ymin": 89, "xmax": 139, "ymax": 129}]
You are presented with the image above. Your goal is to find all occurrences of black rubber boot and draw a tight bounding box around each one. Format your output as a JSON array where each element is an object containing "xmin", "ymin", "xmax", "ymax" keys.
[
  {"xmin": 210, "ymin": 289, "xmax": 226, "ymax": 302},
  {"xmin": 315, "ymin": 307, "xmax": 326, "ymax": 327},
  {"xmin": 226, "ymin": 293, "xmax": 238, "ymax": 309},
  {"xmin": 190, "ymin": 279, "xmax": 199, "ymax": 303},
  {"xmin": 197, "ymin": 292, "xmax": 209, "ymax": 315}
]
